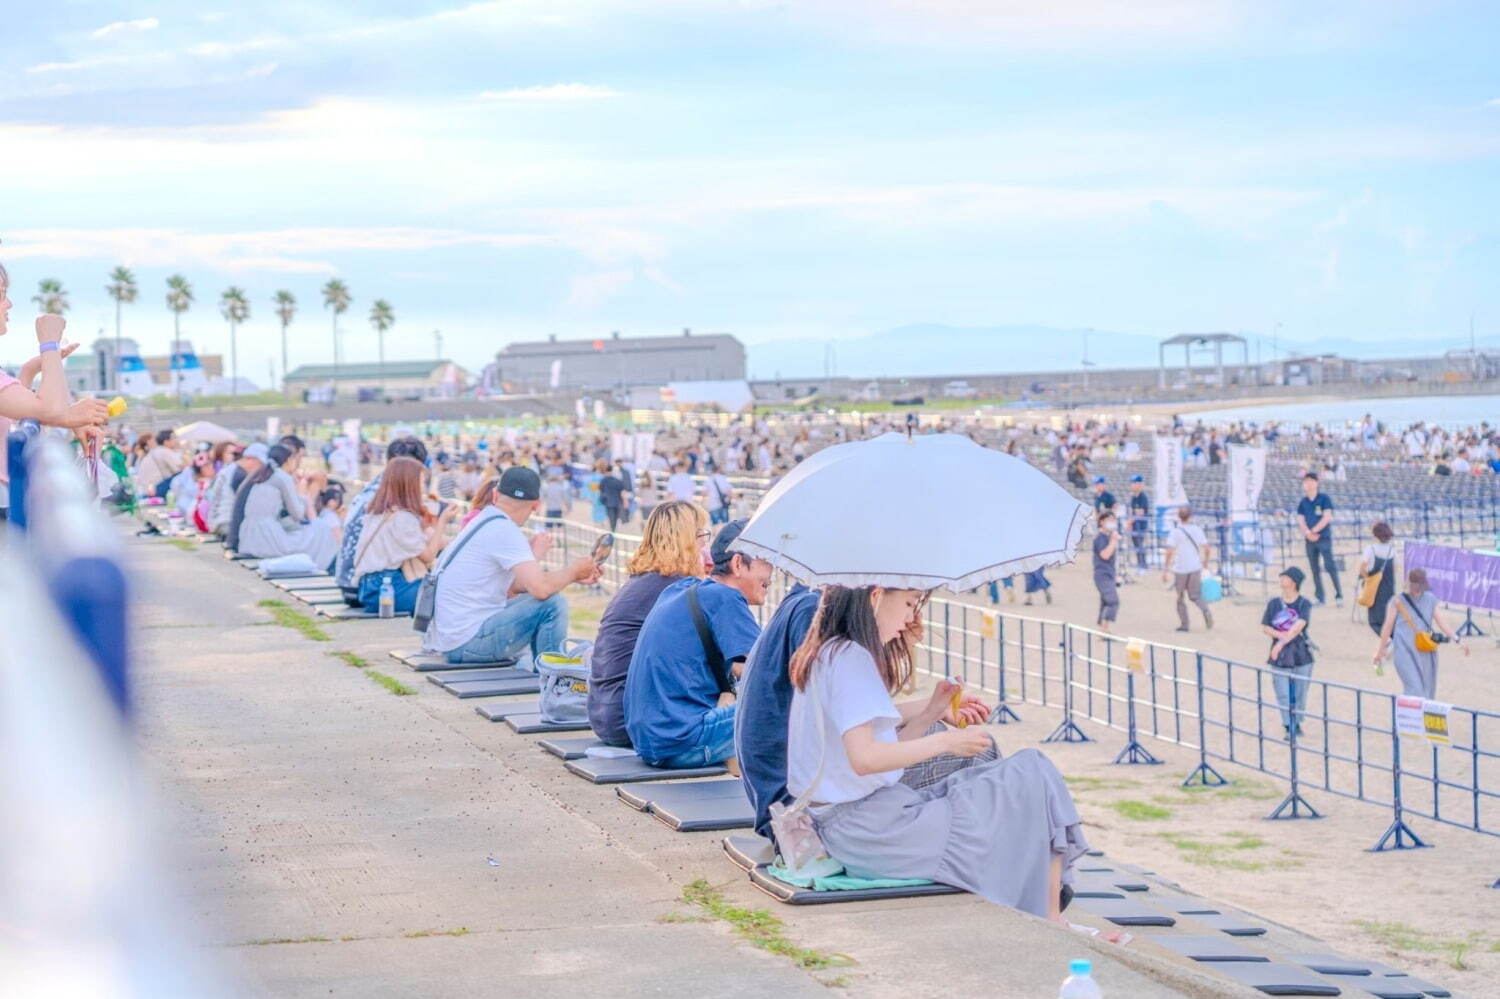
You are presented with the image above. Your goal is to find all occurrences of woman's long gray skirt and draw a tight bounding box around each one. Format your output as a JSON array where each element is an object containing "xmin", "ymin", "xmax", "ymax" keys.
[{"xmin": 810, "ymin": 748, "xmax": 1087, "ymax": 917}]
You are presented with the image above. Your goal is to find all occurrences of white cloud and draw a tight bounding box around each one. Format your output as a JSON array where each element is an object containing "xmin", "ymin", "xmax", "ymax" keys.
[
  {"xmin": 1, "ymin": 227, "xmax": 557, "ymax": 274},
  {"xmin": 243, "ymin": 62, "xmax": 279, "ymax": 78},
  {"xmin": 479, "ymin": 84, "xmax": 622, "ymax": 101},
  {"xmin": 91, "ymin": 17, "xmax": 160, "ymax": 40}
]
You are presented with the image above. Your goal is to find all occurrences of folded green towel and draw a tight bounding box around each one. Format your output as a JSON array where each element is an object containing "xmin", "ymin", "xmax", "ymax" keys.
[{"xmin": 766, "ymin": 863, "xmax": 934, "ymax": 891}]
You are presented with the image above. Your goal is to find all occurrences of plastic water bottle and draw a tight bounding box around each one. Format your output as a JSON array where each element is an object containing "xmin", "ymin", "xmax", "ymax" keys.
[
  {"xmin": 378, "ymin": 576, "xmax": 395, "ymax": 619},
  {"xmin": 1060, "ymin": 959, "xmax": 1103, "ymax": 998}
]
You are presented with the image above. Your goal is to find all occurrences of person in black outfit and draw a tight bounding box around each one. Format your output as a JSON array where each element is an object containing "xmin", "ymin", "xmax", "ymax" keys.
[
  {"xmin": 1355, "ymin": 521, "xmax": 1398, "ymax": 637},
  {"xmin": 598, "ymin": 463, "xmax": 631, "ymax": 532},
  {"xmin": 1127, "ymin": 475, "xmax": 1151, "ymax": 570},
  {"xmin": 587, "ymin": 501, "xmax": 710, "ymax": 746},
  {"xmin": 1091, "ymin": 477, "xmax": 1116, "ymax": 518},
  {"xmin": 1261, "ymin": 567, "xmax": 1314, "ymax": 740},
  {"xmin": 1295, "ymin": 472, "xmax": 1342, "ymax": 606}
]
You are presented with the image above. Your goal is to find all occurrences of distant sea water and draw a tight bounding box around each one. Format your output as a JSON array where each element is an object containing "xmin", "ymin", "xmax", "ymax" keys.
[{"xmin": 1188, "ymin": 394, "xmax": 1500, "ymax": 429}]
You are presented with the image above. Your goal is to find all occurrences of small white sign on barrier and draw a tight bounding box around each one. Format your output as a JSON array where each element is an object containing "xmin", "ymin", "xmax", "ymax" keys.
[{"xmin": 1395, "ymin": 695, "xmax": 1452, "ymax": 744}]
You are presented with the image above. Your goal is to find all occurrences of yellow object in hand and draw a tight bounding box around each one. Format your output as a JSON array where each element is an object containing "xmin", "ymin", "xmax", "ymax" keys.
[
  {"xmin": 107, "ymin": 396, "xmax": 128, "ymax": 418},
  {"xmin": 951, "ymin": 689, "xmax": 967, "ymax": 728}
]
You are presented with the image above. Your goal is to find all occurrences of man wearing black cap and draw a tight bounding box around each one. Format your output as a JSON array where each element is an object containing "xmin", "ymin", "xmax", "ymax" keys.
[
  {"xmin": 1127, "ymin": 475, "xmax": 1150, "ymax": 571},
  {"xmin": 623, "ymin": 519, "xmax": 771, "ymax": 770},
  {"xmin": 423, "ymin": 465, "xmax": 602, "ymax": 665}
]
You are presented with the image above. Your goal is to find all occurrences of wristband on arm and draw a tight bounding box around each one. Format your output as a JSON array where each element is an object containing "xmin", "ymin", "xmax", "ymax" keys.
[{"xmin": 38, "ymin": 341, "xmax": 61, "ymax": 354}]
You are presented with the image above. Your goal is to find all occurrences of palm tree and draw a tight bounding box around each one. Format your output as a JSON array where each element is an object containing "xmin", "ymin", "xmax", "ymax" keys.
[
  {"xmin": 273, "ymin": 290, "xmax": 297, "ymax": 393},
  {"xmin": 369, "ymin": 299, "xmax": 394, "ymax": 398},
  {"xmin": 105, "ymin": 266, "xmax": 138, "ymax": 393},
  {"xmin": 166, "ymin": 275, "xmax": 194, "ymax": 398},
  {"xmin": 321, "ymin": 278, "xmax": 351, "ymax": 390},
  {"xmin": 32, "ymin": 278, "xmax": 69, "ymax": 315},
  {"xmin": 219, "ymin": 287, "xmax": 250, "ymax": 397}
]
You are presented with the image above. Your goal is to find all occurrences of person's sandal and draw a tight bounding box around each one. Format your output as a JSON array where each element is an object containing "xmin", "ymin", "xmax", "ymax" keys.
[{"xmin": 1059, "ymin": 884, "xmax": 1074, "ymax": 913}]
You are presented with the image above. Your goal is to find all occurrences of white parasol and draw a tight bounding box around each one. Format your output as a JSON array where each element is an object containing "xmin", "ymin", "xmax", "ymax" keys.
[{"xmin": 731, "ymin": 432, "xmax": 1089, "ymax": 591}]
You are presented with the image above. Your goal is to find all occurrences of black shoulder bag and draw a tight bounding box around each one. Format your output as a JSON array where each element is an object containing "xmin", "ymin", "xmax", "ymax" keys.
[{"xmin": 686, "ymin": 584, "xmax": 735, "ymax": 695}]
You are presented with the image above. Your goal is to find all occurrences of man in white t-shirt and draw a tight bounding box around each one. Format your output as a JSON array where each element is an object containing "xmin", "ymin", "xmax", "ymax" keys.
[
  {"xmin": 423, "ymin": 466, "xmax": 602, "ymax": 665},
  {"xmin": 703, "ymin": 470, "xmax": 733, "ymax": 524},
  {"xmin": 666, "ymin": 463, "xmax": 697, "ymax": 503},
  {"xmin": 1162, "ymin": 505, "xmax": 1214, "ymax": 633}
]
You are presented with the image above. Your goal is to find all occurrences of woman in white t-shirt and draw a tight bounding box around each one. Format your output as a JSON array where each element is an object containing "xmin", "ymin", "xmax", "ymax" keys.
[{"xmin": 785, "ymin": 586, "xmax": 1088, "ymax": 920}]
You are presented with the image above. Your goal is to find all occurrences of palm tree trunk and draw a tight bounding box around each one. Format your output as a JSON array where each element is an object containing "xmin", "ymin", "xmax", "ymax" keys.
[
  {"xmin": 114, "ymin": 299, "xmax": 122, "ymax": 393},
  {"xmin": 231, "ymin": 321, "xmax": 239, "ymax": 397},
  {"xmin": 173, "ymin": 312, "xmax": 182, "ymax": 399},
  {"xmin": 378, "ymin": 328, "xmax": 385, "ymax": 400},
  {"xmin": 331, "ymin": 313, "xmax": 340, "ymax": 400},
  {"xmin": 281, "ymin": 321, "xmax": 289, "ymax": 397}
]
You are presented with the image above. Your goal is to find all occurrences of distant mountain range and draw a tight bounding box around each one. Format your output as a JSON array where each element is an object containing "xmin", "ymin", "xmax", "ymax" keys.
[{"xmin": 745, "ymin": 323, "xmax": 1496, "ymax": 381}]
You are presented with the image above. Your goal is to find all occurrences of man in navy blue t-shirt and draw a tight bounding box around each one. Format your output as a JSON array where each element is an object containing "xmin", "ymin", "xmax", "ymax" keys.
[
  {"xmin": 1295, "ymin": 472, "xmax": 1342, "ymax": 606},
  {"xmin": 624, "ymin": 520, "xmax": 771, "ymax": 768}
]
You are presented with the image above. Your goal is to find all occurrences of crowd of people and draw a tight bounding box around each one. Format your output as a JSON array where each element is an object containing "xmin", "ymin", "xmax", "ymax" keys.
[{"xmin": 4, "ymin": 261, "xmax": 1485, "ymax": 923}]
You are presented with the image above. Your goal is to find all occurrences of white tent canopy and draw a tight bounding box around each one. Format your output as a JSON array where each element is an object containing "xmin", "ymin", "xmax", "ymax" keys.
[
  {"xmin": 732, "ymin": 433, "xmax": 1089, "ymax": 592},
  {"xmin": 175, "ymin": 421, "xmax": 238, "ymax": 445}
]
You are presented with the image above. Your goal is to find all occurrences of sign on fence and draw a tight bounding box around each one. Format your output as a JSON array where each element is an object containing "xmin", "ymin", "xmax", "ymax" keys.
[
  {"xmin": 979, "ymin": 611, "xmax": 996, "ymax": 640},
  {"xmin": 1403, "ymin": 542, "xmax": 1500, "ymax": 612},
  {"xmin": 1227, "ymin": 444, "xmax": 1266, "ymax": 520},
  {"xmin": 1395, "ymin": 695, "xmax": 1453, "ymax": 744},
  {"xmin": 1152, "ymin": 435, "xmax": 1189, "ymax": 508}
]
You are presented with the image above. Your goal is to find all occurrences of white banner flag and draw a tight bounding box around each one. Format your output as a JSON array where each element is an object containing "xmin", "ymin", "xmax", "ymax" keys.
[
  {"xmin": 1152, "ymin": 435, "xmax": 1189, "ymax": 508},
  {"xmin": 265, "ymin": 416, "xmax": 281, "ymax": 442},
  {"xmin": 633, "ymin": 432, "xmax": 656, "ymax": 469},
  {"xmin": 1227, "ymin": 444, "xmax": 1266, "ymax": 521}
]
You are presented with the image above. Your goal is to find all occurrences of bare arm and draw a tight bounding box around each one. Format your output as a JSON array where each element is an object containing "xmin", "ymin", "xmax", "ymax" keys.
[
  {"xmin": 511, "ymin": 556, "xmax": 598, "ymax": 601},
  {"xmin": 843, "ymin": 720, "xmax": 987, "ymax": 776},
  {"xmin": 1374, "ymin": 601, "xmax": 1397, "ymax": 660}
]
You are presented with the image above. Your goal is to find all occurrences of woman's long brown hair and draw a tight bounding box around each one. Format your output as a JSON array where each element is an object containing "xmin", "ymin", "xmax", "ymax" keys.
[
  {"xmin": 367, "ymin": 456, "xmax": 426, "ymax": 518},
  {"xmin": 788, "ymin": 586, "xmax": 922, "ymax": 695}
]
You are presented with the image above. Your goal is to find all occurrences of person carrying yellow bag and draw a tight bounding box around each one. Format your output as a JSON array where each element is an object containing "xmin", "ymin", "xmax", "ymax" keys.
[{"xmin": 1374, "ymin": 568, "xmax": 1467, "ymax": 698}]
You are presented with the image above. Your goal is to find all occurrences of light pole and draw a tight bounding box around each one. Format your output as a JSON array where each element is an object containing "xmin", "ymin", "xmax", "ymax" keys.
[{"xmin": 433, "ymin": 329, "xmax": 443, "ymax": 359}]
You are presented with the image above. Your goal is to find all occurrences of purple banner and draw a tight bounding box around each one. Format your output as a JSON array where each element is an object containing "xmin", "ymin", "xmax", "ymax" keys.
[{"xmin": 1403, "ymin": 542, "xmax": 1500, "ymax": 612}]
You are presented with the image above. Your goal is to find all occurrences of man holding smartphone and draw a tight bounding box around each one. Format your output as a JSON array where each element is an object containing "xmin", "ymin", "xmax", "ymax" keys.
[{"xmin": 424, "ymin": 466, "xmax": 602, "ymax": 667}]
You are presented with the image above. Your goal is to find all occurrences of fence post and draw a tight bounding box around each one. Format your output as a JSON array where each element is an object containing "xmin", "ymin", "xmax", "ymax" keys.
[
  {"xmin": 8, "ymin": 425, "xmax": 35, "ymax": 528},
  {"xmin": 990, "ymin": 614, "xmax": 1020, "ymax": 724},
  {"xmin": 1267, "ymin": 676, "xmax": 1322, "ymax": 821},
  {"xmin": 1043, "ymin": 625, "xmax": 1090, "ymax": 743},
  {"xmin": 1112, "ymin": 663, "xmax": 1162, "ymax": 765},
  {"xmin": 942, "ymin": 601, "xmax": 952, "ymax": 678},
  {"xmin": 1369, "ymin": 697, "xmax": 1430, "ymax": 851},
  {"xmin": 1183, "ymin": 653, "xmax": 1227, "ymax": 786}
]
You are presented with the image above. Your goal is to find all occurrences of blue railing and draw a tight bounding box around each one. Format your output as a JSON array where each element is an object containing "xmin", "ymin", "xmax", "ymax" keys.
[{"xmin": 2, "ymin": 426, "xmax": 231, "ymax": 995}]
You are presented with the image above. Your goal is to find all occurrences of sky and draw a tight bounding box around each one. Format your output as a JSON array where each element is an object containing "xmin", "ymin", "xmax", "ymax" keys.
[{"xmin": 3, "ymin": 0, "xmax": 1498, "ymax": 385}]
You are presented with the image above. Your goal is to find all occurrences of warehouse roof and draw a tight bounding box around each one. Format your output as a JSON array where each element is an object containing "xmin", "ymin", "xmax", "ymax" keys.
[{"xmin": 285, "ymin": 360, "xmax": 456, "ymax": 381}]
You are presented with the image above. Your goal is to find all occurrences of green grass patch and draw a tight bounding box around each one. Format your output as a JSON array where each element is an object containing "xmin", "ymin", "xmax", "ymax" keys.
[
  {"xmin": 1108, "ymin": 799, "xmax": 1172, "ymax": 821},
  {"xmin": 656, "ymin": 912, "xmax": 709, "ymax": 924},
  {"xmin": 256, "ymin": 600, "xmax": 332, "ymax": 642},
  {"xmin": 1354, "ymin": 920, "xmax": 1493, "ymax": 969},
  {"xmin": 403, "ymin": 927, "xmax": 469, "ymax": 939},
  {"xmin": 681, "ymin": 880, "xmax": 853, "ymax": 972},
  {"xmin": 1065, "ymin": 776, "xmax": 1143, "ymax": 793},
  {"xmin": 329, "ymin": 650, "xmax": 369, "ymax": 668},
  {"xmin": 247, "ymin": 935, "xmax": 331, "ymax": 946},
  {"xmin": 1154, "ymin": 832, "xmax": 1298, "ymax": 872},
  {"xmin": 367, "ymin": 670, "xmax": 415, "ymax": 696},
  {"xmin": 822, "ymin": 976, "xmax": 851, "ymax": 988},
  {"xmin": 166, "ymin": 537, "xmax": 197, "ymax": 552},
  {"xmin": 1177, "ymin": 779, "xmax": 1280, "ymax": 802}
]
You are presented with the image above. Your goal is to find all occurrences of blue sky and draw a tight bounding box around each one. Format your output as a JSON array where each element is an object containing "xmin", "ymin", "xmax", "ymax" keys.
[{"xmin": 3, "ymin": 1, "xmax": 1497, "ymax": 384}]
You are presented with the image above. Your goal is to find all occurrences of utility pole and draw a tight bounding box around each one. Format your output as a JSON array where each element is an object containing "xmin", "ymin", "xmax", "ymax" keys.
[{"xmin": 434, "ymin": 329, "xmax": 443, "ymax": 359}]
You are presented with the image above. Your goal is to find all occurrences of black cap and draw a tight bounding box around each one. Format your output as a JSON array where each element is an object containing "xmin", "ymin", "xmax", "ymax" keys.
[
  {"xmin": 711, "ymin": 519, "xmax": 749, "ymax": 572},
  {"xmin": 1281, "ymin": 566, "xmax": 1305, "ymax": 588},
  {"xmin": 498, "ymin": 466, "xmax": 541, "ymax": 501}
]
